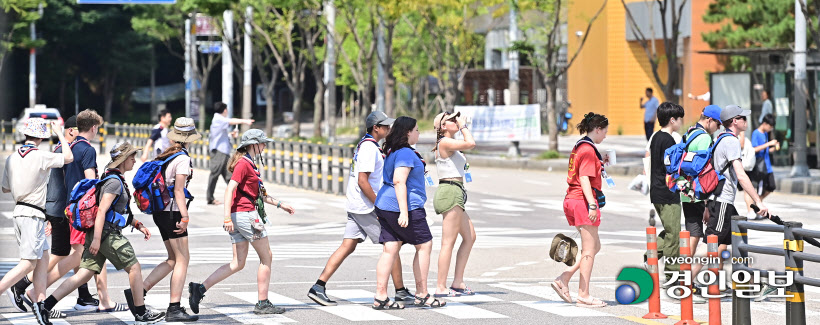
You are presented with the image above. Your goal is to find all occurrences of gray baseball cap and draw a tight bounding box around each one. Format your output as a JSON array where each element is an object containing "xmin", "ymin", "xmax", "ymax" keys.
[
  {"xmin": 720, "ymin": 105, "xmax": 751, "ymax": 122},
  {"xmin": 365, "ymin": 111, "xmax": 395, "ymax": 129}
]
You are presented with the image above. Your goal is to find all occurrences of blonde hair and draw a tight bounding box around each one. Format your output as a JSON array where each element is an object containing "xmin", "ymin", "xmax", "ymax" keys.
[
  {"xmin": 227, "ymin": 147, "xmax": 249, "ymax": 173},
  {"xmin": 155, "ymin": 142, "xmax": 185, "ymax": 161}
]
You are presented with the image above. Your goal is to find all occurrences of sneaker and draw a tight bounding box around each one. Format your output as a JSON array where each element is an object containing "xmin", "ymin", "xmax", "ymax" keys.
[
  {"xmin": 754, "ymin": 283, "xmax": 779, "ymax": 302},
  {"xmin": 307, "ymin": 284, "xmax": 337, "ymax": 306},
  {"xmin": 5, "ymin": 286, "xmax": 27, "ymax": 312},
  {"xmin": 691, "ymin": 287, "xmax": 707, "ymax": 304},
  {"xmin": 649, "ymin": 209, "xmax": 656, "ymax": 226},
  {"xmin": 188, "ymin": 282, "xmax": 206, "ymax": 314},
  {"xmin": 135, "ymin": 308, "xmax": 165, "ymax": 325},
  {"xmin": 254, "ymin": 299, "xmax": 285, "ymax": 314},
  {"xmin": 124, "ymin": 289, "xmax": 136, "ymax": 314},
  {"xmin": 32, "ymin": 302, "xmax": 52, "ymax": 325},
  {"xmin": 394, "ymin": 288, "xmax": 415, "ymax": 302},
  {"xmin": 74, "ymin": 295, "xmax": 99, "ymax": 311},
  {"xmin": 48, "ymin": 309, "xmax": 66, "ymax": 319},
  {"xmin": 165, "ymin": 306, "xmax": 198, "ymax": 322}
]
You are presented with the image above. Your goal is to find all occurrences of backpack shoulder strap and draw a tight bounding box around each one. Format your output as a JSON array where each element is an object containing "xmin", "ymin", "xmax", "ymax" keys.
[
  {"xmin": 683, "ymin": 129, "xmax": 706, "ymax": 151},
  {"xmin": 711, "ymin": 133, "xmax": 737, "ymax": 175},
  {"xmin": 574, "ymin": 139, "xmax": 603, "ymax": 162}
]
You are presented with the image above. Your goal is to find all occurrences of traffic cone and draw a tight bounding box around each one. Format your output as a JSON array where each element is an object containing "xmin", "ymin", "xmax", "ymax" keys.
[{"xmin": 644, "ymin": 227, "xmax": 667, "ymax": 319}]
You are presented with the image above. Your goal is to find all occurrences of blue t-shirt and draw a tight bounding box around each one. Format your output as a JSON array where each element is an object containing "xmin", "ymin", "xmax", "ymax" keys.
[
  {"xmin": 752, "ymin": 129, "xmax": 773, "ymax": 173},
  {"xmin": 644, "ymin": 97, "xmax": 660, "ymax": 122},
  {"xmin": 375, "ymin": 147, "xmax": 427, "ymax": 212},
  {"xmin": 64, "ymin": 136, "xmax": 98, "ymax": 200}
]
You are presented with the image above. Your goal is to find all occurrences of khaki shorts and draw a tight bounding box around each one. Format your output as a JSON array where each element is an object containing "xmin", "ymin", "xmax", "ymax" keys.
[
  {"xmin": 80, "ymin": 230, "xmax": 138, "ymax": 274},
  {"xmin": 14, "ymin": 216, "xmax": 50, "ymax": 260},
  {"xmin": 433, "ymin": 181, "xmax": 467, "ymax": 215},
  {"xmin": 229, "ymin": 210, "xmax": 268, "ymax": 243},
  {"xmin": 344, "ymin": 211, "xmax": 381, "ymax": 244}
]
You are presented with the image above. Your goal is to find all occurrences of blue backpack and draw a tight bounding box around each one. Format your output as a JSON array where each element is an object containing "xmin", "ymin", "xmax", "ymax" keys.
[
  {"xmin": 664, "ymin": 128, "xmax": 709, "ymax": 177},
  {"xmin": 132, "ymin": 152, "xmax": 193, "ymax": 214},
  {"xmin": 665, "ymin": 131, "xmax": 736, "ymax": 200},
  {"xmin": 65, "ymin": 175, "xmax": 127, "ymax": 231}
]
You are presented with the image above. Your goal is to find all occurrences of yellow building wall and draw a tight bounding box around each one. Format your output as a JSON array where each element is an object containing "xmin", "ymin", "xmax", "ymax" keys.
[{"xmin": 569, "ymin": 0, "xmax": 671, "ymax": 136}]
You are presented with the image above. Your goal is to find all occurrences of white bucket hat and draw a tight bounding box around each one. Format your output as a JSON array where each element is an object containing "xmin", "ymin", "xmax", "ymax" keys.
[
  {"xmin": 167, "ymin": 117, "xmax": 202, "ymax": 143},
  {"xmin": 23, "ymin": 118, "xmax": 51, "ymax": 139}
]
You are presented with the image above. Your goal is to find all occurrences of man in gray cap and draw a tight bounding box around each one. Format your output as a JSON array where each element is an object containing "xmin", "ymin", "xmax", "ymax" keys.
[
  {"xmin": 706, "ymin": 105, "xmax": 771, "ymax": 259},
  {"xmin": 308, "ymin": 111, "xmax": 415, "ymax": 306}
]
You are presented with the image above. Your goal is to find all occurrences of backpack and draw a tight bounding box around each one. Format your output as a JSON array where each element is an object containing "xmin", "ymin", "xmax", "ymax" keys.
[
  {"xmin": 673, "ymin": 132, "xmax": 736, "ymax": 200},
  {"xmin": 65, "ymin": 175, "xmax": 127, "ymax": 231},
  {"xmin": 132, "ymin": 151, "xmax": 193, "ymax": 214},
  {"xmin": 573, "ymin": 138, "xmax": 607, "ymax": 208},
  {"xmin": 663, "ymin": 128, "xmax": 709, "ymax": 176},
  {"xmin": 741, "ymin": 137, "xmax": 756, "ymax": 171}
]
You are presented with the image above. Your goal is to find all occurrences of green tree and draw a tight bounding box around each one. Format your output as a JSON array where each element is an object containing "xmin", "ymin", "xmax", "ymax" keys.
[{"xmin": 0, "ymin": 0, "xmax": 44, "ymax": 75}]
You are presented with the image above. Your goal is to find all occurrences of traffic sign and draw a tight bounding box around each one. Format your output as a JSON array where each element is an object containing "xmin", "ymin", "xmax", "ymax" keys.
[
  {"xmin": 196, "ymin": 41, "xmax": 222, "ymax": 54},
  {"xmin": 78, "ymin": 0, "xmax": 175, "ymax": 4},
  {"xmin": 195, "ymin": 14, "xmax": 219, "ymax": 36}
]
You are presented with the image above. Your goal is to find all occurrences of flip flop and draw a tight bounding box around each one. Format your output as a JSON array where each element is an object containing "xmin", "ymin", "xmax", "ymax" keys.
[
  {"xmin": 551, "ymin": 280, "xmax": 572, "ymax": 303},
  {"xmin": 433, "ymin": 289, "xmax": 461, "ymax": 298},
  {"xmin": 96, "ymin": 303, "xmax": 129, "ymax": 312},
  {"xmin": 576, "ymin": 296, "xmax": 607, "ymax": 308},
  {"xmin": 450, "ymin": 286, "xmax": 475, "ymax": 296}
]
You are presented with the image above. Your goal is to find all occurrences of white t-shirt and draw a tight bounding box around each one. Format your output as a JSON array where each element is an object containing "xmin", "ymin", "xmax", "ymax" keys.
[
  {"xmin": 163, "ymin": 153, "xmax": 191, "ymax": 212},
  {"xmin": 346, "ymin": 141, "xmax": 384, "ymax": 214},
  {"xmin": 2, "ymin": 149, "xmax": 65, "ymax": 218}
]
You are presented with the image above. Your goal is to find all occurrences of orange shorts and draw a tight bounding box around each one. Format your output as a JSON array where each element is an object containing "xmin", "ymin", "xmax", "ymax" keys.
[{"xmin": 563, "ymin": 198, "xmax": 601, "ymax": 227}]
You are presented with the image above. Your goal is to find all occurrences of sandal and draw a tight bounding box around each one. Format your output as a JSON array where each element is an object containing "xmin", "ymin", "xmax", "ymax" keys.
[
  {"xmin": 450, "ymin": 286, "xmax": 475, "ymax": 296},
  {"xmin": 372, "ymin": 297, "xmax": 404, "ymax": 310},
  {"xmin": 551, "ymin": 279, "xmax": 572, "ymax": 303},
  {"xmin": 433, "ymin": 289, "xmax": 461, "ymax": 298},
  {"xmin": 413, "ymin": 294, "xmax": 446, "ymax": 308},
  {"xmin": 575, "ymin": 296, "xmax": 607, "ymax": 308},
  {"xmin": 96, "ymin": 303, "xmax": 129, "ymax": 312}
]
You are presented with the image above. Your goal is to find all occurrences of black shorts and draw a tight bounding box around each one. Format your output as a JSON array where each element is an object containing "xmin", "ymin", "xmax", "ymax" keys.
[
  {"xmin": 750, "ymin": 172, "xmax": 777, "ymax": 194},
  {"xmin": 153, "ymin": 211, "xmax": 188, "ymax": 241},
  {"xmin": 705, "ymin": 201, "xmax": 738, "ymax": 246},
  {"xmin": 49, "ymin": 217, "xmax": 72, "ymax": 256},
  {"xmin": 682, "ymin": 202, "xmax": 706, "ymax": 238},
  {"xmin": 376, "ymin": 208, "xmax": 433, "ymax": 246}
]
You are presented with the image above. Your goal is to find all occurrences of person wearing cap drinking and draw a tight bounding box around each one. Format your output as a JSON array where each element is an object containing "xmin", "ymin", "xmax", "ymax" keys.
[
  {"xmin": 431, "ymin": 111, "xmax": 477, "ymax": 297},
  {"xmin": 188, "ymin": 129, "xmax": 294, "ymax": 315},
  {"xmin": 706, "ymin": 105, "xmax": 772, "ymax": 263},
  {"xmin": 40, "ymin": 142, "xmax": 165, "ymax": 325},
  {"xmin": 0, "ymin": 118, "xmax": 73, "ymax": 325},
  {"xmin": 307, "ymin": 111, "xmax": 416, "ymax": 306},
  {"xmin": 140, "ymin": 117, "xmax": 200, "ymax": 322}
]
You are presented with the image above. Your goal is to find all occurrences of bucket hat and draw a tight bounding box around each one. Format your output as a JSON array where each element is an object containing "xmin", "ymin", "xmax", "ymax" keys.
[
  {"xmin": 237, "ymin": 129, "xmax": 274, "ymax": 150},
  {"xmin": 23, "ymin": 118, "xmax": 51, "ymax": 139},
  {"xmin": 549, "ymin": 233, "xmax": 579, "ymax": 266},
  {"xmin": 105, "ymin": 142, "xmax": 141, "ymax": 169},
  {"xmin": 167, "ymin": 117, "xmax": 202, "ymax": 143}
]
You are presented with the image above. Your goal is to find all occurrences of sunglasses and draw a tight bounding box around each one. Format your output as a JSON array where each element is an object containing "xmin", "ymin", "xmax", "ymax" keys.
[{"xmin": 734, "ymin": 116, "xmax": 747, "ymax": 121}]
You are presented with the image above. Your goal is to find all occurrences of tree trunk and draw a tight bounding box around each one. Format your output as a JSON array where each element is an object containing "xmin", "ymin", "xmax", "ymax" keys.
[
  {"xmin": 291, "ymin": 87, "xmax": 303, "ymax": 137},
  {"xmin": 103, "ymin": 74, "xmax": 117, "ymax": 123},
  {"xmin": 313, "ymin": 80, "xmax": 324, "ymax": 138},
  {"xmin": 265, "ymin": 88, "xmax": 275, "ymax": 136},
  {"xmin": 547, "ymin": 78, "xmax": 558, "ymax": 151},
  {"xmin": 198, "ymin": 87, "xmax": 208, "ymax": 131}
]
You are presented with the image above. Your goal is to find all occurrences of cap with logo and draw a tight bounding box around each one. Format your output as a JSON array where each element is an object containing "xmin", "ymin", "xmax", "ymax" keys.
[
  {"xmin": 720, "ymin": 105, "xmax": 751, "ymax": 122},
  {"xmin": 365, "ymin": 111, "xmax": 395, "ymax": 129}
]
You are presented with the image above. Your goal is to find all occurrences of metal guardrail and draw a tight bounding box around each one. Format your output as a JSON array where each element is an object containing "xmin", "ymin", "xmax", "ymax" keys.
[
  {"xmin": 107, "ymin": 123, "xmax": 355, "ymax": 195},
  {"xmin": 731, "ymin": 215, "xmax": 819, "ymax": 325}
]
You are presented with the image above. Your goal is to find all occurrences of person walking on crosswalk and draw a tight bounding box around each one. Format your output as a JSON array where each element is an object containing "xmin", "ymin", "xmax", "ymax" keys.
[
  {"xmin": 307, "ymin": 112, "xmax": 416, "ymax": 306},
  {"xmin": 188, "ymin": 129, "xmax": 295, "ymax": 315},
  {"xmin": 431, "ymin": 111, "xmax": 477, "ymax": 297},
  {"xmin": 43, "ymin": 142, "xmax": 165, "ymax": 325},
  {"xmin": 0, "ymin": 119, "xmax": 73, "ymax": 325},
  {"xmin": 140, "ymin": 117, "xmax": 200, "ymax": 322},
  {"xmin": 372, "ymin": 116, "xmax": 444, "ymax": 309},
  {"xmin": 552, "ymin": 112, "xmax": 610, "ymax": 308}
]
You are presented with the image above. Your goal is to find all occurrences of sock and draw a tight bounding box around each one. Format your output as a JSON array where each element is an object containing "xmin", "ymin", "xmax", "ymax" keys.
[
  {"xmin": 78, "ymin": 283, "xmax": 92, "ymax": 299},
  {"xmin": 315, "ymin": 280, "xmax": 327, "ymax": 287},
  {"xmin": 44, "ymin": 296, "xmax": 58, "ymax": 311},
  {"xmin": 395, "ymin": 287, "xmax": 406, "ymax": 293},
  {"xmin": 134, "ymin": 305, "xmax": 146, "ymax": 316},
  {"xmin": 169, "ymin": 302, "xmax": 181, "ymax": 308}
]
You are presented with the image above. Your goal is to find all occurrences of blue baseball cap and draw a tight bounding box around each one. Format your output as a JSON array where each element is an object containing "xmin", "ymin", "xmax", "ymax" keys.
[{"xmin": 702, "ymin": 105, "xmax": 722, "ymax": 121}]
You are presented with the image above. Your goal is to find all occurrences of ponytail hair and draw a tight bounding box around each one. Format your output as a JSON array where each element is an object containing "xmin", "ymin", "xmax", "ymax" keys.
[
  {"xmin": 155, "ymin": 142, "xmax": 185, "ymax": 161},
  {"xmin": 227, "ymin": 147, "xmax": 249, "ymax": 173},
  {"xmin": 576, "ymin": 112, "xmax": 609, "ymax": 135}
]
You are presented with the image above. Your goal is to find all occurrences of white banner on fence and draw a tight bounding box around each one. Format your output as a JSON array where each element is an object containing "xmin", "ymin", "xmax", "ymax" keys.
[{"xmin": 454, "ymin": 104, "xmax": 541, "ymax": 142}]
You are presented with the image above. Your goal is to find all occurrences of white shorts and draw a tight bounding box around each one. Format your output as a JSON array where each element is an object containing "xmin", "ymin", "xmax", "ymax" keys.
[
  {"xmin": 14, "ymin": 216, "xmax": 49, "ymax": 260},
  {"xmin": 344, "ymin": 211, "xmax": 381, "ymax": 244}
]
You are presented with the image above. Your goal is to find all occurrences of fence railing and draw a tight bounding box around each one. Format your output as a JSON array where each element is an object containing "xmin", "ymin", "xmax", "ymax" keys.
[
  {"xmin": 107, "ymin": 123, "xmax": 355, "ymax": 195},
  {"xmin": 731, "ymin": 215, "xmax": 820, "ymax": 325}
]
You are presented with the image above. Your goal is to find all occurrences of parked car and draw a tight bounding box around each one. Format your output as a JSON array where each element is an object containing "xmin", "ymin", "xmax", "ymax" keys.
[{"xmin": 14, "ymin": 105, "xmax": 63, "ymax": 143}]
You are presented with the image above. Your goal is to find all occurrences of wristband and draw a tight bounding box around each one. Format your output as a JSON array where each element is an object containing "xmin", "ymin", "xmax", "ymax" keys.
[
  {"xmin": 136, "ymin": 221, "xmax": 143, "ymax": 230},
  {"xmin": 181, "ymin": 219, "xmax": 189, "ymax": 223},
  {"xmin": 277, "ymin": 201, "xmax": 282, "ymax": 208},
  {"xmin": 224, "ymin": 219, "xmax": 232, "ymax": 223}
]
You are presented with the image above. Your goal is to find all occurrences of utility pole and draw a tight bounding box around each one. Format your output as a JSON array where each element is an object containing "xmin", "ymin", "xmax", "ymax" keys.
[
  {"xmin": 185, "ymin": 18, "xmax": 191, "ymax": 119},
  {"xmin": 150, "ymin": 45, "xmax": 157, "ymax": 122},
  {"xmin": 29, "ymin": 4, "xmax": 42, "ymax": 109},
  {"xmin": 507, "ymin": 0, "xmax": 521, "ymax": 157},
  {"xmin": 793, "ymin": 0, "xmax": 810, "ymax": 177},
  {"xmin": 376, "ymin": 18, "xmax": 386, "ymax": 112},
  {"xmin": 242, "ymin": 6, "xmax": 253, "ymax": 132},
  {"xmin": 324, "ymin": 0, "xmax": 337, "ymax": 142},
  {"xmin": 223, "ymin": 10, "xmax": 234, "ymax": 118}
]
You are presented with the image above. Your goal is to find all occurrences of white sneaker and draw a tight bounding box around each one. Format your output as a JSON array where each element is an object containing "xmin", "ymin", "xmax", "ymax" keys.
[{"xmin": 746, "ymin": 211, "xmax": 758, "ymax": 220}]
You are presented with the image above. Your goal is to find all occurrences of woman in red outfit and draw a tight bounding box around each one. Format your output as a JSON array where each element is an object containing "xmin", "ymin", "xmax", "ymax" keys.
[{"xmin": 552, "ymin": 112, "xmax": 609, "ymax": 308}]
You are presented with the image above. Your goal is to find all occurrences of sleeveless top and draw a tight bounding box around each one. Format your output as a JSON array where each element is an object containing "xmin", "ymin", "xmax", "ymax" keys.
[{"xmin": 435, "ymin": 142, "xmax": 467, "ymax": 179}]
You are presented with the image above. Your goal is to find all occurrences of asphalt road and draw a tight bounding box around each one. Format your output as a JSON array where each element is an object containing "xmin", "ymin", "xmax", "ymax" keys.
[{"xmin": 1, "ymin": 142, "xmax": 819, "ymax": 325}]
